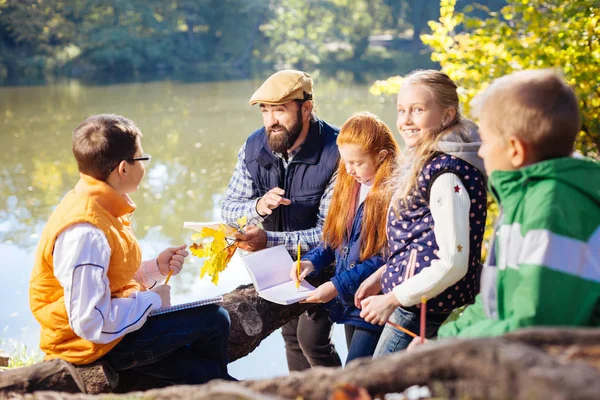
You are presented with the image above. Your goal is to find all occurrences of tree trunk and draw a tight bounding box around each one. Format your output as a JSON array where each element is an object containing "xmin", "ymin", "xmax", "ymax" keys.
[
  {"xmin": 0, "ymin": 359, "xmax": 85, "ymax": 394},
  {"xmin": 0, "ymin": 284, "xmax": 312, "ymax": 396},
  {"xmin": 3, "ymin": 285, "xmax": 600, "ymax": 400},
  {"xmin": 224, "ymin": 284, "xmax": 312, "ymax": 362}
]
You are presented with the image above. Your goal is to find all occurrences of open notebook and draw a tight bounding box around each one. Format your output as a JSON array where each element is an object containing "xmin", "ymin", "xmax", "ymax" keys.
[
  {"xmin": 148, "ymin": 295, "xmax": 224, "ymax": 317},
  {"xmin": 241, "ymin": 245, "xmax": 315, "ymax": 305}
]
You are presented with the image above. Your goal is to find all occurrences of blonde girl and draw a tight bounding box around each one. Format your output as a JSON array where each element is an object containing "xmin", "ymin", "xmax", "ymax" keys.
[{"xmin": 356, "ymin": 70, "xmax": 488, "ymax": 355}]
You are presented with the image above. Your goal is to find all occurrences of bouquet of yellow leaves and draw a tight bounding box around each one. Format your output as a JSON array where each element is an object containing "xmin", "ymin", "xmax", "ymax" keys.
[{"xmin": 189, "ymin": 216, "xmax": 247, "ymax": 284}]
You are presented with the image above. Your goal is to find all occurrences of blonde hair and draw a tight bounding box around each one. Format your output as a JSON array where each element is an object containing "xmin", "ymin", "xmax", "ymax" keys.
[
  {"xmin": 323, "ymin": 112, "xmax": 400, "ymax": 260},
  {"xmin": 393, "ymin": 70, "xmax": 471, "ymax": 207},
  {"xmin": 472, "ymin": 69, "xmax": 580, "ymax": 160}
]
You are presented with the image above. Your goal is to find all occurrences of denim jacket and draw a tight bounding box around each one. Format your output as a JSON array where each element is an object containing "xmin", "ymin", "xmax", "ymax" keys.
[{"xmin": 303, "ymin": 202, "xmax": 384, "ymax": 332}]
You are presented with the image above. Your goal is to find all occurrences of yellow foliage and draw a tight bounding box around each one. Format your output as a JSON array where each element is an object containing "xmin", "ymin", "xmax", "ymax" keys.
[
  {"xmin": 189, "ymin": 216, "xmax": 247, "ymax": 284},
  {"xmin": 371, "ymin": 0, "xmax": 600, "ymax": 157}
]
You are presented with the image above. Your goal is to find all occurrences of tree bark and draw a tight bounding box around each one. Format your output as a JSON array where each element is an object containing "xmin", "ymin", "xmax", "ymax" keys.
[
  {"xmin": 223, "ymin": 284, "xmax": 312, "ymax": 362},
  {"xmin": 0, "ymin": 359, "xmax": 85, "ymax": 394},
  {"xmin": 3, "ymin": 285, "xmax": 600, "ymax": 400},
  {"xmin": 0, "ymin": 284, "xmax": 312, "ymax": 396}
]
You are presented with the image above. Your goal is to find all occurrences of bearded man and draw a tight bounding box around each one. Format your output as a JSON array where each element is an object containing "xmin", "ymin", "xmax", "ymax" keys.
[{"xmin": 221, "ymin": 70, "xmax": 341, "ymax": 371}]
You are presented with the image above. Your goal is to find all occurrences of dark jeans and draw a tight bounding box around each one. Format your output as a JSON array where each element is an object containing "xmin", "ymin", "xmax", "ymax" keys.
[
  {"xmin": 344, "ymin": 325, "xmax": 381, "ymax": 365},
  {"xmin": 281, "ymin": 305, "xmax": 342, "ymax": 371},
  {"xmin": 99, "ymin": 304, "xmax": 233, "ymax": 387},
  {"xmin": 373, "ymin": 306, "xmax": 448, "ymax": 357}
]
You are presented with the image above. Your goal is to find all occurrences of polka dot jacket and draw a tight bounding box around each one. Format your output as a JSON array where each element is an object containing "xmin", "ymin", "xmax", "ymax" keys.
[{"xmin": 382, "ymin": 153, "xmax": 487, "ymax": 314}]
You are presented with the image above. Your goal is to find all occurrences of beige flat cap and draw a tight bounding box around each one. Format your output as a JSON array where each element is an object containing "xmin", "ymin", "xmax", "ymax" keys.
[{"xmin": 249, "ymin": 70, "xmax": 313, "ymax": 105}]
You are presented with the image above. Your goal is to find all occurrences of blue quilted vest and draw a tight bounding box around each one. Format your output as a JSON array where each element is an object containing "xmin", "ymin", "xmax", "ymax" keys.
[
  {"xmin": 244, "ymin": 119, "xmax": 340, "ymax": 232},
  {"xmin": 382, "ymin": 153, "xmax": 487, "ymax": 314}
]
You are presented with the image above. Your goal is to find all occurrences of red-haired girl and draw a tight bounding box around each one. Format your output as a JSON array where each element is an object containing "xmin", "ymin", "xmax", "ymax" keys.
[{"xmin": 290, "ymin": 112, "xmax": 400, "ymax": 363}]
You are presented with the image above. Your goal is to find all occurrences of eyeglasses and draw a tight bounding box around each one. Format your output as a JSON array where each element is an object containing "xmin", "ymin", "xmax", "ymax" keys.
[
  {"xmin": 130, "ymin": 153, "xmax": 152, "ymax": 167},
  {"xmin": 109, "ymin": 153, "xmax": 152, "ymax": 172}
]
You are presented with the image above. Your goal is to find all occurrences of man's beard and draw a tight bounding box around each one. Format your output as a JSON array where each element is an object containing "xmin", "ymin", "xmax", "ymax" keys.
[{"xmin": 266, "ymin": 109, "xmax": 303, "ymax": 154}]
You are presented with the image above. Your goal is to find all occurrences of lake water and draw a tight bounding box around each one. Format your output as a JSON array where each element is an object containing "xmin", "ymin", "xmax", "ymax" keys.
[{"xmin": 0, "ymin": 77, "xmax": 399, "ymax": 379}]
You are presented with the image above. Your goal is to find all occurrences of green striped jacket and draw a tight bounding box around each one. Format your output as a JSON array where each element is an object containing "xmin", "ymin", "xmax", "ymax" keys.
[{"xmin": 439, "ymin": 156, "xmax": 600, "ymax": 337}]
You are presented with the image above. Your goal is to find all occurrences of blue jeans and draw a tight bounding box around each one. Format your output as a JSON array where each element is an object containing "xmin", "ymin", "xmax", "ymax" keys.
[
  {"xmin": 373, "ymin": 307, "xmax": 448, "ymax": 357},
  {"xmin": 344, "ymin": 325, "xmax": 381, "ymax": 364},
  {"xmin": 99, "ymin": 304, "xmax": 233, "ymax": 386}
]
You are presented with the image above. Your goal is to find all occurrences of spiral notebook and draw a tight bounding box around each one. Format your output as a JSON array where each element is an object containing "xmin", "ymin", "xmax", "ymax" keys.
[{"xmin": 148, "ymin": 295, "xmax": 224, "ymax": 317}]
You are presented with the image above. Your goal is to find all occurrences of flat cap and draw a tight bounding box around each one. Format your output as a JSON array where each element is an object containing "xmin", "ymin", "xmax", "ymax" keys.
[{"xmin": 249, "ymin": 70, "xmax": 313, "ymax": 106}]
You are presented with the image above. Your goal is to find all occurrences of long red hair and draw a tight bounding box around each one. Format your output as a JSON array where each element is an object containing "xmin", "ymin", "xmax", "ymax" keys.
[{"xmin": 323, "ymin": 112, "xmax": 399, "ymax": 261}]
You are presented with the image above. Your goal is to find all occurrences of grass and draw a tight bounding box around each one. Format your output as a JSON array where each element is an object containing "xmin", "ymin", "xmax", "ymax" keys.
[{"xmin": 0, "ymin": 336, "xmax": 44, "ymax": 369}]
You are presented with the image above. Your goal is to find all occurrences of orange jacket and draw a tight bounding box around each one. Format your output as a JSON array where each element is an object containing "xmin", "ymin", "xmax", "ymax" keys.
[{"xmin": 30, "ymin": 174, "xmax": 142, "ymax": 364}]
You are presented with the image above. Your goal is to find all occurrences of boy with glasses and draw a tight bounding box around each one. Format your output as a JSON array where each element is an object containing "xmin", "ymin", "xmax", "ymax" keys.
[{"xmin": 30, "ymin": 114, "xmax": 234, "ymax": 389}]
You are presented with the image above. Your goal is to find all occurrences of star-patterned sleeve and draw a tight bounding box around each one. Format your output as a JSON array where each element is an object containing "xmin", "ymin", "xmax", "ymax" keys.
[{"xmin": 392, "ymin": 173, "xmax": 471, "ymax": 307}]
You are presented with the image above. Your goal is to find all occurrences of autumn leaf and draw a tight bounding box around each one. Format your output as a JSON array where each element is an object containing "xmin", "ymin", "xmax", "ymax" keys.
[{"xmin": 189, "ymin": 222, "xmax": 241, "ymax": 284}]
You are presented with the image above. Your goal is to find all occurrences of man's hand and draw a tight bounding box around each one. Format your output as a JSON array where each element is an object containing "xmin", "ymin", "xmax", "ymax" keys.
[
  {"xmin": 157, "ymin": 244, "xmax": 189, "ymax": 276},
  {"xmin": 150, "ymin": 285, "xmax": 171, "ymax": 308},
  {"xmin": 359, "ymin": 292, "xmax": 401, "ymax": 325},
  {"xmin": 290, "ymin": 260, "xmax": 315, "ymax": 283},
  {"xmin": 234, "ymin": 225, "xmax": 268, "ymax": 252},
  {"xmin": 303, "ymin": 281, "xmax": 338, "ymax": 303},
  {"xmin": 354, "ymin": 267, "xmax": 384, "ymax": 308},
  {"xmin": 256, "ymin": 187, "xmax": 291, "ymax": 216}
]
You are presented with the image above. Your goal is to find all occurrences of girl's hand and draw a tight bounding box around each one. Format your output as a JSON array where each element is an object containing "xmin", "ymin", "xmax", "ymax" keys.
[
  {"xmin": 355, "ymin": 268, "xmax": 384, "ymax": 308},
  {"xmin": 290, "ymin": 260, "xmax": 315, "ymax": 283},
  {"xmin": 359, "ymin": 292, "xmax": 400, "ymax": 325},
  {"xmin": 407, "ymin": 336, "xmax": 429, "ymax": 351},
  {"xmin": 303, "ymin": 282, "xmax": 338, "ymax": 303}
]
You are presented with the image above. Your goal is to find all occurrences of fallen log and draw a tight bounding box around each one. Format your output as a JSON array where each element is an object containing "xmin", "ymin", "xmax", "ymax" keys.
[
  {"xmin": 3, "ymin": 282, "xmax": 600, "ymax": 399},
  {"xmin": 0, "ymin": 284, "xmax": 312, "ymax": 395},
  {"xmin": 14, "ymin": 331, "xmax": 600, "ymax": 400},
  {"xmin": 0, "ymin": 359, "xmax": 85, "ymax": 394},
  {"xmin": 222, "ymin": 284, "xmax": 312, "ymax": 362}
]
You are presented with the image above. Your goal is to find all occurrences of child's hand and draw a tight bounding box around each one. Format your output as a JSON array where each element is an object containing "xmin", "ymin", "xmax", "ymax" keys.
[
  {"xmin": 157, "ymin": 244, "xmax": 189, "ymax": 276},
  {"xmin": 354, "ymin": 270, "xmax": 383, "ymax": 309},
  {"xmin": 407, "ymin": 336, "xmax": 429, "ymax": 351},
  {"xmin": 303, "ymin": 281, "xmax": 337, "ymax": 303},
  {"xmin": 290, "ymin": 260, "xmax": 315, "ymax": 283},
  {"xmin": 359, "ymin": 292, "xmax": 400, "ymax": 325},
  {"xmin": 151, "ymin": 285, "xmax": 171, "ymax": 308}
]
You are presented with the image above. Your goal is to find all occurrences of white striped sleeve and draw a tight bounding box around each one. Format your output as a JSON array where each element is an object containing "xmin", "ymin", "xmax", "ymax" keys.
[
  {"xmin": 392, "ymin": 173, "xmax": 471, "ymax": 307},
  {"xmin": 53, "ymin": 223, "xmax": 162, "ymax": 344}
]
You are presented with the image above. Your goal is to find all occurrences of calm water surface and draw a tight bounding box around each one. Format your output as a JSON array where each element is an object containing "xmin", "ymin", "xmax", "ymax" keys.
[{"xmin": 0, "ymin": 77, "xmax": 399, "ymax": 378}]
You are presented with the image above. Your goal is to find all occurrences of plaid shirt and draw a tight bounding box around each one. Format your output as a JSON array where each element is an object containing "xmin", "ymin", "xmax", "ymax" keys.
[{"xmin": 221, "ymin": 142, "xmax": 336, "ymax": 256}]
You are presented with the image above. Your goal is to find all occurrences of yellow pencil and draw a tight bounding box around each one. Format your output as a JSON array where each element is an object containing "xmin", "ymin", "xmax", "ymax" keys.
[
  {"xmin": 164, "ymin": 270, "xmax": 173, "ymax": 285},
  {"xmin": 296, "ymin": 243, "xmax": 301, "ymax": 289}
]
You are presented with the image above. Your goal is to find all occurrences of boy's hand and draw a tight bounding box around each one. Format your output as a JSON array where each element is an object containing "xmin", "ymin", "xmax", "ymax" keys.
[
  {"xmin": 234, "ymin": 225, "xmax": 267, "ymax": 252},
  {"xmin": 407, "ymin": 336, "xmax": 429, "ymax": 351},
  {"xmin": 359, "ymin": 292, "xmax": 400, "ymax": 325},
  {"xmin": 157, "ymin": 244, "xmax": 189, "ymax": 276},
  {"xmin": 355, "ymin": 269, "xmax": 383, "ymax": 309},
  {"xmin": 290, "ymin": 260, "xmax": 315, "ymax": 283},
  {"xmin": 151, "ymin": 285, "xmax": 171, "ymax": 308},
  {"xmin": 303, "ymin": 282, "xmax": 337, "ymax": 303},
  {"xmin": 256, "ymin": 187, "xmax": 291, "ymax": 216}
]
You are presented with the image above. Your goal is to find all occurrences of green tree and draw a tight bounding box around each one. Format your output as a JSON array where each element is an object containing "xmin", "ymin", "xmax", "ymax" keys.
[
  {"xmin": 260, "ymin": 0, "xmax": 390, "ymax": 69},
  {"xmin": 373, "ymin": 0, "xmax": 600, "ymax": 156}
]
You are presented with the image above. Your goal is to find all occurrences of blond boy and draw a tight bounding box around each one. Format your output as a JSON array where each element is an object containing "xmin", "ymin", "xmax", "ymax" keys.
[{"xmin": 436, "ymin": 69, "xmax": 600, "ymax": 338}]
